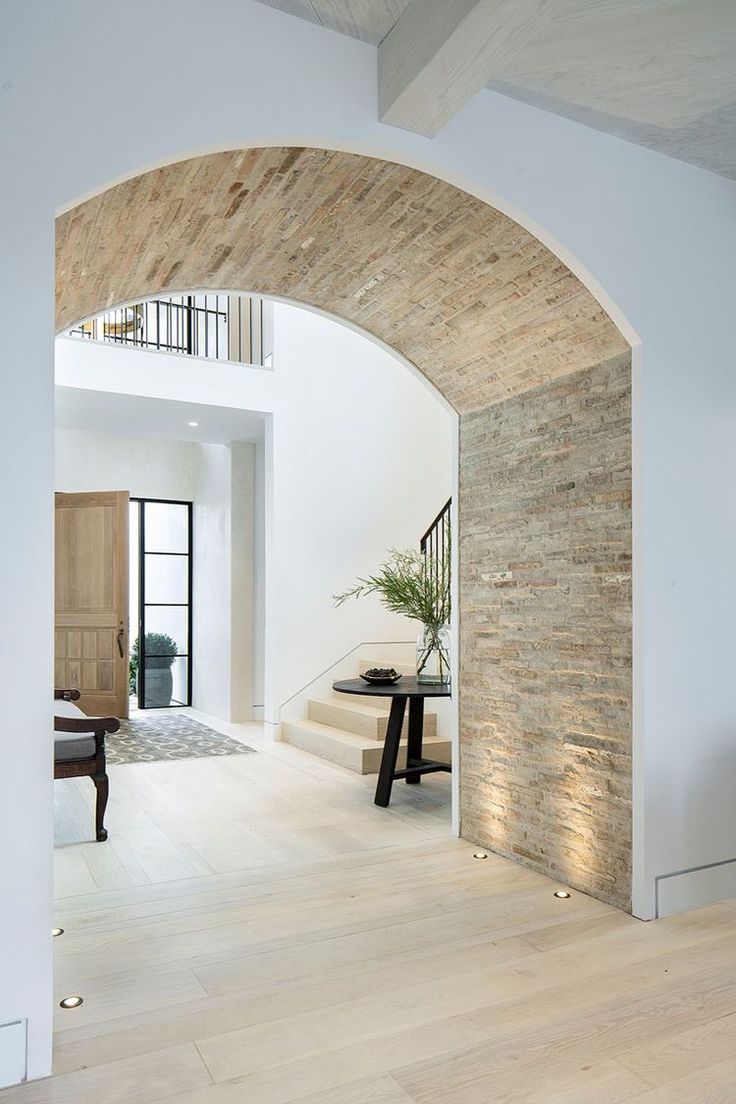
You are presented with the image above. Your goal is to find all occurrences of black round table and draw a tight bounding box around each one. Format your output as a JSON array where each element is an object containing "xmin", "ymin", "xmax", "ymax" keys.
[{"xmin": 333, "ymin": 677, "xmax": 452, "ymax": 807}]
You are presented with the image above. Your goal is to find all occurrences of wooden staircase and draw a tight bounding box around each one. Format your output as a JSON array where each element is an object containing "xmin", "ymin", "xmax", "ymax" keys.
[{"xmin": 281, "ymin": 657, "xmax": 452, "ymax": 774}]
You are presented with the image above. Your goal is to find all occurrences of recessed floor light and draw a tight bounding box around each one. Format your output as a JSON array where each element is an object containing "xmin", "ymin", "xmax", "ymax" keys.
[
  {"xmin": 554, "ymin": 890, "xmax": 572, "ymax": 899},
  {"xmin": 187, "ymin": 421, "xmax": 199, "ymax": 427},
  {"xmin": 52, "ymin": 927, "xmax": 64, "ymax": 938},
  {"xmin": 59, "ymin": 995, "xmax": 83, "ymax": 1009},
  {"xmin": 473, "ymin": 851, "xmax": 488, "ymax": 860}
]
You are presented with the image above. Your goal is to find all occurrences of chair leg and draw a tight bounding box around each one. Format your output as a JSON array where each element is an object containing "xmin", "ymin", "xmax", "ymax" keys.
[{"xmin": 93, "ymin": 773, "xmax": 109, "ymax": 842}]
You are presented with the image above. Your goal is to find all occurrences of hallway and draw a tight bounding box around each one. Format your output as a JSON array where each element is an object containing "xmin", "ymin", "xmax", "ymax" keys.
[{"xmin": 3, "ymin": 719, "xmax": 734, "ymax": 1103}]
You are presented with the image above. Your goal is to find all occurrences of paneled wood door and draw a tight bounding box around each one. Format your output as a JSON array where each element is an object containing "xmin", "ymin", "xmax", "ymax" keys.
[{"xmin": 55, "ymin": 491, "xmax": 130, "ymax": 719}]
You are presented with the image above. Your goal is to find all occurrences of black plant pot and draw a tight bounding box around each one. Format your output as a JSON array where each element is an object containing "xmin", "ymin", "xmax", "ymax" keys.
[{"xmin": 139, "ymin": 666, "xmax": 173, "ymax": 708}]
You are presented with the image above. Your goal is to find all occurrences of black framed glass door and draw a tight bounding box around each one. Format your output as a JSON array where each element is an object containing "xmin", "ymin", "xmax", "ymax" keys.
[{"xmin": 131, "ymin": 498, "xmax": 193, "ymax": 708}]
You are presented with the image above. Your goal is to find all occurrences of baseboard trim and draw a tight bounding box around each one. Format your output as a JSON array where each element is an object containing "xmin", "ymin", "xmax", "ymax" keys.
[
  {"xmin": 0, "ymin": 1019, "xmax": 27, "ymax": 1090},
  {"xmin": 656, "ymin": 855, "xmax": 736, "ymax": 918}
]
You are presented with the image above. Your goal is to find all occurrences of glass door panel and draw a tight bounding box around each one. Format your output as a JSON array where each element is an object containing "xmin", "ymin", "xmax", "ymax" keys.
[
  {"xmin": 134, "ymin": 498, "xmax": 192, "ymax": 709},
  {"xmin": 144, "ymin": 605, "xmax": 189, "ymax": 657},
  {"xmin": 144, "ymin": 554, "xmax": 189, "ymax": 604},
  {"xmin": 144, "ymin": 501, "xmax": 189, "ymax": 553}
]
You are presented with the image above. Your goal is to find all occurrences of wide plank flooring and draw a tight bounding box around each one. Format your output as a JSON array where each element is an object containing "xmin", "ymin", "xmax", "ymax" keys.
[{"xmin": 3, "ymin": 710, "xmax": 736, "ymax": 1103}]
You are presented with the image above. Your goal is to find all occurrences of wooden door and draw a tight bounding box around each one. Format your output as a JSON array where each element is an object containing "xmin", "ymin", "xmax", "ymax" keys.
[{"xmin": 55, "ymin": 491, "xmax": 130, "ymax": 719}]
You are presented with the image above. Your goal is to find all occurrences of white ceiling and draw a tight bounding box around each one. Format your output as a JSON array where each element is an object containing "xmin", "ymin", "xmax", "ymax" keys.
[
  {"xmin": 255, "ymin": 0, "xmax": 736, "ymax": 178},
  {"xmin": 55, "ymin": 387, "xmax": 266, "ymax": 445}
]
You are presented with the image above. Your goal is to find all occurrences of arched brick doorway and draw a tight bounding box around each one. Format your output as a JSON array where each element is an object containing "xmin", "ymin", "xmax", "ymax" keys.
[{"xmin": 57, "ymin": 147, "xmax": 632, "ymax": 909}]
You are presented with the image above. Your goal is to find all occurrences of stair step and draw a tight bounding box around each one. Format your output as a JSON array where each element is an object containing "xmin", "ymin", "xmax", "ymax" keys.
[
  {"xmin": 358, "ymin": 657, "xmax": 416, "ymax": 678},
  {"xmin": 307, "ymin": 696, "xmax": 437, "ymax": 740},
  {"xmin": 281, "ymin": 719, "xmax": 451, "ymax": 775}
]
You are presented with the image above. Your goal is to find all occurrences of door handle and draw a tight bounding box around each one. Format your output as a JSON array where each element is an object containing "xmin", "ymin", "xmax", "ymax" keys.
[{"xmin": 117, "ymin": 628, "xmax": 125, "ymax": 658}]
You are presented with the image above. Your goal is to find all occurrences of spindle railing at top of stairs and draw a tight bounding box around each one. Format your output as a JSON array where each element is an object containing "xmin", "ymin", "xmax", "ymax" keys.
[{"xmin": 420, "ymin": 497, "xmax": 451, "ymax": 608}]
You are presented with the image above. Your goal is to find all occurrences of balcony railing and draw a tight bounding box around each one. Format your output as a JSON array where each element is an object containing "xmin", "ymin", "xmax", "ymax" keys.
[{"xmin": 67, "ymin": 293, "xmax": 272, "ymax": 367}]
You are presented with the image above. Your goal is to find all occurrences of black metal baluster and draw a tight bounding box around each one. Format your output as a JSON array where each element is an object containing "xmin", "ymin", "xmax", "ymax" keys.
[
  {"xmin": 215, "ymin": 295, "xmax": 219, "ymax": 360},
  {"xmin": 186, "ymin": 294, "xmax": 194, "ymax": 356}
]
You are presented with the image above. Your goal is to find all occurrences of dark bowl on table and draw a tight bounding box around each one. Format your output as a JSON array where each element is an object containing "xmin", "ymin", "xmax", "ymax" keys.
[{"xmin": 360, "ymin": 668, "xmax": 403, "ymax": 686}]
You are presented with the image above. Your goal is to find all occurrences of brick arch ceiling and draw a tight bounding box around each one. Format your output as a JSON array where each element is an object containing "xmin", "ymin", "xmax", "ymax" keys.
[{"xmin": 56, "ymin": 147, "xmax": 628, "ymax": 413}]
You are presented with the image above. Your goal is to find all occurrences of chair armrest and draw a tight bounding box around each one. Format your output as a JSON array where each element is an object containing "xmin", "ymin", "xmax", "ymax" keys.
[
  {"xmin": 54, "ymin": 714, "xmax": 119, "ymax": 758},
  {"xmin": 54, "ymin": 688, "xmax": 81, "ymax": 701},
  {"xmin": 54, "ymin": 716, "xmax": 120, "ymax": 735}
]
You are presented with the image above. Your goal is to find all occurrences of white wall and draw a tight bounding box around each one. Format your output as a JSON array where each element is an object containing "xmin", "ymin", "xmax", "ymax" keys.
[
  {"xmin": 230, "ymin": 442, "xmax": 256, "ymax": 722},
  {"xmin": 55, "ymin": 428, "xmax": 195, "ymax": 501},
  {"xmin": 269, "ymin": 303, "xmax": 454, "ymax": 719},
  {"xmin": 253, "ymin": 437, "xmax": 268, "ymax": 717},
  {"xmin": 190, "ymin": 440, "xmax": 257, "ymax": 722},
  {"xmin": 55, "ymin": 337, "xmax": 276, "ymax": 414},
  {"xmin": 189, "ymin": 442, "xmax": 230, "ymax": 718},
  {"xmin": 4, "ymin": 0, "xmax": 736, "ymax": 1077},
  {"xmin": 54, "ymin": 428, "xmax": 254, "ymax": 723}
]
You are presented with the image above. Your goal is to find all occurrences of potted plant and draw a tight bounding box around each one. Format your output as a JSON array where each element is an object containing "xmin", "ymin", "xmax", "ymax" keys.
[
  {"xmin": 334, "ymin": 539, "xmax": 451, "ymax": 684},
  {"xmin": 130, "ymin": 632, "xmax": 178, "ymax": 707}
]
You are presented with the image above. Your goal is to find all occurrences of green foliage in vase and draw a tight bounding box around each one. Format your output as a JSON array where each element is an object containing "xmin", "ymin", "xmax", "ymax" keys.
[{"xmin": 333, "ymin": 534, "xmax": 450, "ymax": 631}]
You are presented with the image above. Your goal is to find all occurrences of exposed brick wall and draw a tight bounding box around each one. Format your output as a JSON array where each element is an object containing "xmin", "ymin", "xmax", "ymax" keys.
[
  {"xmin": 459, "ymin": 353, "xmax": 632, "ymax": 910},
  {"xmin": 56, "ymin": 147, "xmax": 627, "ymax": 414}
]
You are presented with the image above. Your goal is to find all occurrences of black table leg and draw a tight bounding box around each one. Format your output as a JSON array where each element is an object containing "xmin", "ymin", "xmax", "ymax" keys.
[
  {"xmin": 405, "ymin": 696, "xmax": 424, "ymax": 784},
  {"xmin": 374, "ymin": 695, "xmax": 407, "ymax": 807}
]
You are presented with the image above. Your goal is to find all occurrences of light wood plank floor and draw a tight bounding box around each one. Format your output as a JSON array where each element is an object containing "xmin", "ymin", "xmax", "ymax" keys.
[{"xmin": 3, "ymin": 710, "xmax": 736, "ymax": 1103}]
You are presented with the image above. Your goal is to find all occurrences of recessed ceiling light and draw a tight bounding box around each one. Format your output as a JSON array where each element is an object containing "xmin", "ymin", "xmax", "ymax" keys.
[
  {"xmin": 59, "ymin": 995, "xmax": 84, "ymax": 1009},
  {"xmin": 473, "ymin": 851, "xmax": 488, "ymax": 860},
  {"xmin": 554, "ymin": 890, "xmax": 572, "ymax": 899},
  {"xmin": 187, "ymin": 421, "xmax": 199, "ymax": 427},
  {"xmin": 52, "ymin": 927, "xmax": 64, "ymax": 938}
]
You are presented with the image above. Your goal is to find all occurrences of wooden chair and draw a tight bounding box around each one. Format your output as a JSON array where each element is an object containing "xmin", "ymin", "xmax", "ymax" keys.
[{"xmin": 54, "ymin": 689, "xmax": 119, "ymax": 842}]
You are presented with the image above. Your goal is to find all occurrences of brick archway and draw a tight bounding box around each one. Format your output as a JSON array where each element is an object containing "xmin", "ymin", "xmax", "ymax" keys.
[{"xmin": 57, "ymin": 147, "xmax": 632, "ymax": 909}]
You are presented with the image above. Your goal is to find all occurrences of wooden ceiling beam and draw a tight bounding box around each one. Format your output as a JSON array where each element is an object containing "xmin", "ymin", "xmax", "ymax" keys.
[{"xmin": 378, "ymin": 0, "xmax": 558, "ymax": 136}]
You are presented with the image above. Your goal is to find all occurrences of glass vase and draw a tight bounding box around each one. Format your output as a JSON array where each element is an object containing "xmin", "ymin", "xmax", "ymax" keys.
[{"xmin": 416, "ymin": 623, "xmax": 451, "ymax": 685}]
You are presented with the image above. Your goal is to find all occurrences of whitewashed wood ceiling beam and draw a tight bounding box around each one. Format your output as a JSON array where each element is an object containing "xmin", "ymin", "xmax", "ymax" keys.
[
  {"xmin": 255, "ymin": 0, "xmax": 736, "ymax": 179},
  {"xmin": 378, "ymin": 0, "xmax": 558, "ymax": 136},
  {"xmin": 256, "ymin": 0, "xmax": 411, "ymax": 46}
]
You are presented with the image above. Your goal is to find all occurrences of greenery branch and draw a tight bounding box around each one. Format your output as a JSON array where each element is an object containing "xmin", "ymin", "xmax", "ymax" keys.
[
  {"xmin": 333, "ymin": 526, "xmax": 451, "ymax": 660},
  {"xmin": 333, "ymin": 546, "xmax": 451, "ymax": 677}
]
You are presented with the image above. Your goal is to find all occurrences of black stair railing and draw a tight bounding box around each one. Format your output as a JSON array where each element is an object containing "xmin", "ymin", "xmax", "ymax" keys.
[{"xmin": 420, "ymin": 498, "xmax": 451, "ymax": 624}]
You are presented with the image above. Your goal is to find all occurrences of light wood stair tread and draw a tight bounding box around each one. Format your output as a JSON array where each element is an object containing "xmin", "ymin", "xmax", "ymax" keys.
[
  {"xmin": 310, "ymin": 695, "xmax": 438, "ymax": 719},
  {"xmin": 281, "ymin": 718, "xmax": 451, "ymax": 775},
  {"xmin": 314, "ymin": 697, "xmax": 397, "ymax": 718},
  {"xmin": 285, "ymin": 719, "xmax": 380, "ymax": 750},
  {"xmin": 284, "ymin": 718, "xmax": 447, "ymax": 751},
  {"xmin": 307, "ymin": 696, "xmax": 438, "ymax": 741}
]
